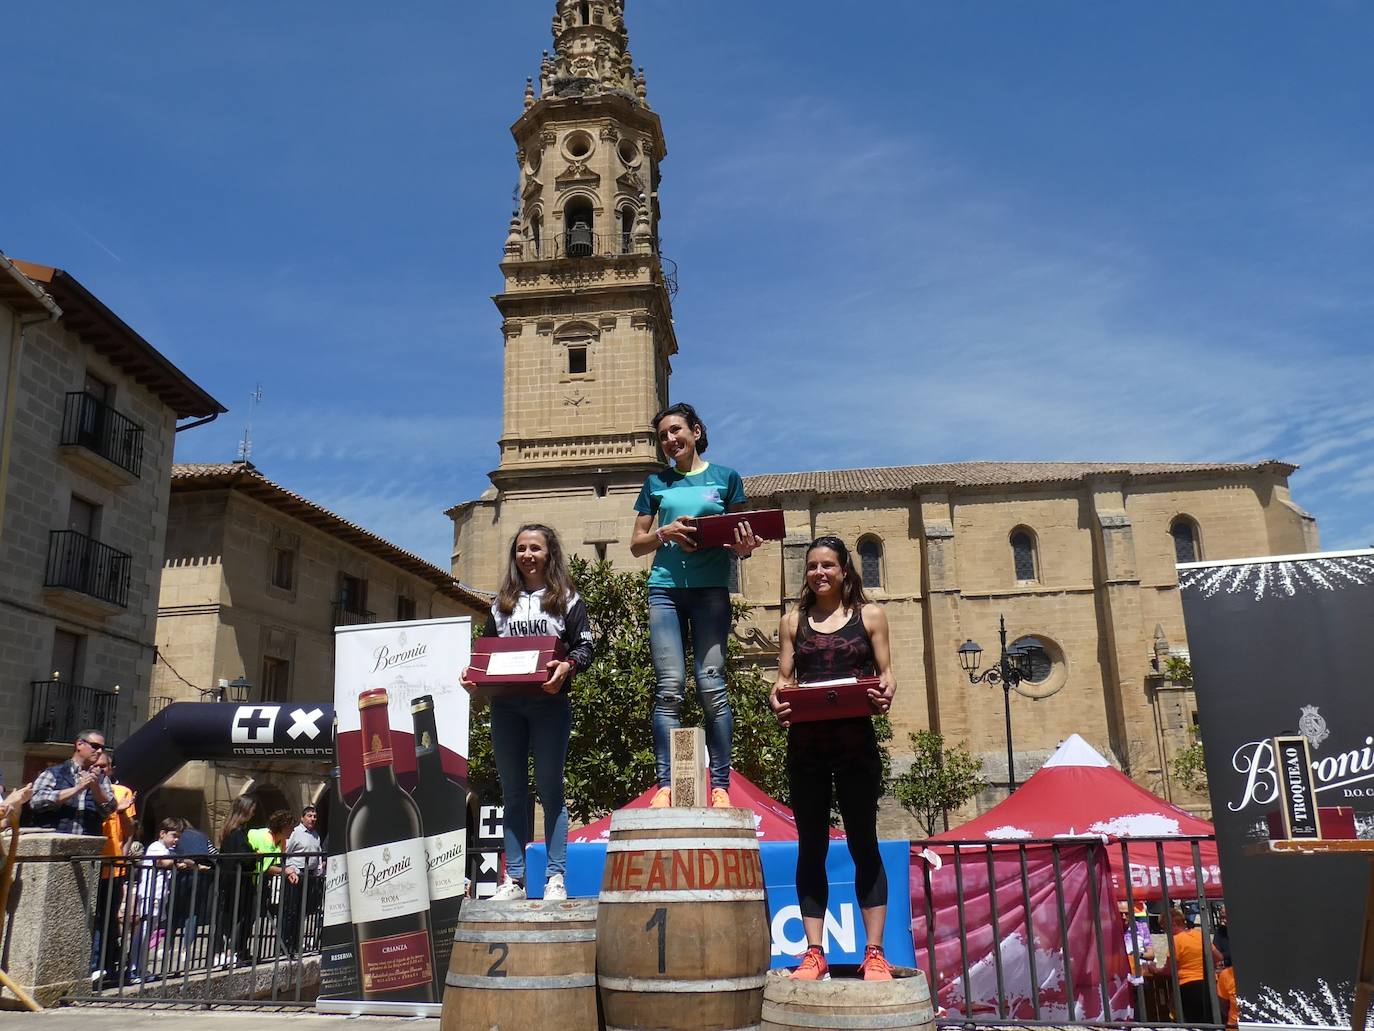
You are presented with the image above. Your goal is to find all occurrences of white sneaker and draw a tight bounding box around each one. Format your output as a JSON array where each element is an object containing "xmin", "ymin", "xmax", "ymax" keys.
[
  {"xmin": 544, "ymin": 874, "xmax": 567, "ymax": 901},
  {"xmin": 491, "ymin": 875, "xmax": 526, "ymax": 902}
]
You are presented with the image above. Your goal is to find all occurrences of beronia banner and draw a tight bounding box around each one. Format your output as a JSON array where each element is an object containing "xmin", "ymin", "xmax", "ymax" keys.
[
  {"xmin": 319, "ymin": 616, "xmax": 472, "ymax": 1016},
  {"xmin": 1179, "ymin": 550, "xmax": 1374, "ymax": 1027}
]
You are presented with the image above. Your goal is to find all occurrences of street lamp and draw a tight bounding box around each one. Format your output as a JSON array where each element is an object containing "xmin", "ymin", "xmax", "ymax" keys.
[{"xmin": 957, "ymin": 614, "xmax": 1044, "ymax": 792}]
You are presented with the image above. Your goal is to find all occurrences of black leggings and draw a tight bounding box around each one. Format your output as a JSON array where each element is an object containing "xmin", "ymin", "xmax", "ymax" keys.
[{"xmin": 788, "ymin": 718, "xmax": 887, "ymax": 919}]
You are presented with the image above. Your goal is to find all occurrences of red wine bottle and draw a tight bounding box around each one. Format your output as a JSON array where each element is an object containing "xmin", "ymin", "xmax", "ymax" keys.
[
  {"xmin": 346, "ymin": 688, "xmax": 436, "ymax": 1003},
  {"xmin": 320, "ymin": 761, "xmax": 360, "ymax": 1000},
  {"xmin": 410, "ymin": 694, "xmax": 469, "ymax": 991}
]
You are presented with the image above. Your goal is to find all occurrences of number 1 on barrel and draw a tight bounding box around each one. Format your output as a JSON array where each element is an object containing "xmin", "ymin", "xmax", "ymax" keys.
[{"xmin": 645, "ymin": 907, "xmax": 667, "ymax": 974}]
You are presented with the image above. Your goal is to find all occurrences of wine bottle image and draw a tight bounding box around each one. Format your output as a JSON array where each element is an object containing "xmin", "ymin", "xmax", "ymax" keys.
[
  {"xmin": 346, "ymin": 688, "xmax": 436, "ymax": 1003},
  {"xmin": 410, "ymin": 694, "xmax": 469, "ymax": 990},
  {"xmin": 319, "ymin": 762, "xmax": 360, "ymax": 1000}
]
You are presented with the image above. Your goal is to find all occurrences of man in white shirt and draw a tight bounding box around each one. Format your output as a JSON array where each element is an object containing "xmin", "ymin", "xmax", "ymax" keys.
[{"xmin": 280, "ymin": 805, "xmax": 322, "ymax": 955}]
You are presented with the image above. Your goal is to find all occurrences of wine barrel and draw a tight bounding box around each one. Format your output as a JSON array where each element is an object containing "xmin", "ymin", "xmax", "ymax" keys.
[
  {"xmin": 760, "ymin": 967, "xmax": 935, "ymax": 1030},
  {"xmin": 597, "ymin": 807, "xmax": 770, "ymax": 1031},
  {"xmin": 441, "ymin": 897, "xmax": 599, "ymax": 1031}
]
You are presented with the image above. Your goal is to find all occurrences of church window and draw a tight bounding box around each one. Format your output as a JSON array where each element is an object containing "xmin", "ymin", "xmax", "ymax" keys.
[
  {"xmin": 618, "ymin": 138, "xmax": 641, "ymax": 167},
  {"xmin": 1010, "ymin": 528, "xmax": 1038, "ymax": 582},
  {"xmin": 580, "ymin": 2, "xmax": 591, "ymax": 25},
  {"xmin": 857, "ymin": 536, "xmax": 883, "ymax": 589},
  {"xmin": 1170, "ymin": 517, "xmax": 1201, "ymax": 564},
  {"xmin": 1010, "ymin": 636, "xmax": 1053, "ymax": 684},
  {"xmin": 568, "ymin": 345, "xmax": 588, "ymax": 375},
  {"xmin": 564, "ymin": 198, "xmax": 595, "ymax": 257},
  {"xmin": 620, "ymin": 205, "xmax": 635, "ymax": 253},
  {"xmin": 530, "ymin": 211, "xmax": 544, "ymax": 256}
]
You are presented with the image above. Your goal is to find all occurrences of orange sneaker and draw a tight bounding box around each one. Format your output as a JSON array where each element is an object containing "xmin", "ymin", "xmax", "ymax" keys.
[
  {"xmin": 710, "ymin": 787, "xmax": 731, "ymax": 808},
  {"xmin": 790, "ymin": 945, "xmax": 830, "ymax": 981},
  {"xmin": 649, "ymin": 787, "xmax": 672, "ymax": 808},
  {"xmin": 860, "ymin": 944, "xmax": 893, "ymax": 981}
]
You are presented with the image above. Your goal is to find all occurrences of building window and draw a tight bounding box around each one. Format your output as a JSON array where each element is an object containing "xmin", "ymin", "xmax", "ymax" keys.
[
  {"xmin": 1011, "ymin": 635, "xmax": 1053, "ymax": 684},
  {"xmin": 620, "ymin": 205, "xmax": 635, "ymax": 252},
  {"xmin": 857, "ymin": 536, "xmax": 883, "ymax": 589},
  {"xmin": 261, "ymin": 656, "xmax": 290, "ymax": 703},
  {"xmin": 397, "ymin": 595, "xmax": 417, "ymax": 622},
  {"xmin": 1010, "ymin": 527, "xmax": 1038, "ymax": 582},
  {"xmin": 728, "ymin": 551, "xmax": 741, "ymax": 595},
  {"xmin": 569, "ymin": 345, "xmax": 588, "ymax": 374},
  {"xmin": 339, "ymin": 575, "xmax": 368, "ymax": 614},
  {"xmin": 271, "ymin": 547, "xmax": 295, "ymax": 590},
  {"xmin": 1171, "ymin": 517, "xmax": 1201, "ymax": 564},
  {"xmin": 51, "ymin": 629, "xmax": 84, "ymax": 683}
]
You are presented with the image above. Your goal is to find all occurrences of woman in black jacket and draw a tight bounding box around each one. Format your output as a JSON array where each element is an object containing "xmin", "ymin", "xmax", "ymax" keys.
[
  {"xmin": 461, "ymin": 524, "xmax": 593, "ymax": 902},
  {"xmin": 217, "ymin": 795, "xmax": 258, "ymax": 965}
]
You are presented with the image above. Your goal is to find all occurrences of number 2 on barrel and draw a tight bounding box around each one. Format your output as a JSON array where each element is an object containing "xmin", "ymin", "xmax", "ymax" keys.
[
  {"xmin": 645, "ymin": 907, "xmax": 667, "ymax": 974},
  {"xmin": 487, "ymin": 942, "xmax": 509, "ymax": 977}
]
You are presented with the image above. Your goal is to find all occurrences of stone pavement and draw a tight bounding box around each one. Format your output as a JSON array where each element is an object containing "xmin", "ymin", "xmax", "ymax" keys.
[{"xmin": 0, "ymin": 1009, "xmax": 427, "ymax": 1031}]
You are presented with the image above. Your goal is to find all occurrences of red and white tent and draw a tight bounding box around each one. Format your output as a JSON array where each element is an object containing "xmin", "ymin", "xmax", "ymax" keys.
[
  {"xmin": 568, "ymin": 769, "xmax": 844, "ymax": 843},
  {"xmin": 936, "ymin": 734, "xmax": 1222, "ymax": 901}
]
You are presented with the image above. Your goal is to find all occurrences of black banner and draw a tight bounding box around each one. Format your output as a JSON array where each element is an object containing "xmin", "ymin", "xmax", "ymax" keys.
[{"xmin": 1180, "ymin": 550, "xmax": 1374, "ymax": 1026}]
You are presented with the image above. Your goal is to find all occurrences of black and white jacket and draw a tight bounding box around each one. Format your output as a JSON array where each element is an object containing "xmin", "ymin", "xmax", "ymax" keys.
[{"xmin": 482, "ymin": 589, "xmax": 595, "ymax": 692}]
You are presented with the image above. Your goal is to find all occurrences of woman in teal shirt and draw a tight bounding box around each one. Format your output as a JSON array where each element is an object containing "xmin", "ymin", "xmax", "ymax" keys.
[{"xmin": 631, "ymin": 402, "xmax": 761, "ymax": 807}]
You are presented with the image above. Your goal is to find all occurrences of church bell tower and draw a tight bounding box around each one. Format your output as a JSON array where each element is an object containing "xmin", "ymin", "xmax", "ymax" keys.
[{"xmin": 449, "ymin": 0, "xmax": 679, "ymax": 585}]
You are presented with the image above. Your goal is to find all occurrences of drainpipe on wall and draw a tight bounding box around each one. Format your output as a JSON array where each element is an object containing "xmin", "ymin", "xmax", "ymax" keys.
[{"xmin": 0, "ymin": 254, "xmax": 63, "ymax": 551}]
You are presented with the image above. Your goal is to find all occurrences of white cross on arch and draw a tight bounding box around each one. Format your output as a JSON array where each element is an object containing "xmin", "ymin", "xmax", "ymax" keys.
[{"xmin": 287, "ymin": 707, "xmax": 324, "ymax": 740}]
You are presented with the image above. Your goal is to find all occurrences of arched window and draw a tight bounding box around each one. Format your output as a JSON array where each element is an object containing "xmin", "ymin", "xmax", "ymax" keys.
[
  {"xmin": 1170, "ymin": 517, "xmax": 1201, "ymax": 564},
  {"xmin": 857, "ymin": 536, "xmax": 883, "ymax": 589},
  {"xmin": 580, "ymin": 2, "xmax": 591, "ymax": 26},
  {"xmin": 1010, "ymin": 527, "xmax": 1038, "ymax": 582},
  {"xmin": 529, "ymin": 210, "xmax": 544, "ymax": 256},
  {"xmin": 564, "ymin": 198, "xmax": 594, "ymax": 257},
  {"xmin": 620, "ymin": 205, "xmax": 635, "ymax": 253}
]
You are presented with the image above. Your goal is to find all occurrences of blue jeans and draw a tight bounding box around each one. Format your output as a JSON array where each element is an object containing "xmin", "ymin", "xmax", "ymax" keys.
[
  {"xmin": 490, "ymin": 692, "xmax": 572, "ymax": 881},
  {"xmin": 648, "ymin": 586, "xmax": 734, "ymax": 789}
]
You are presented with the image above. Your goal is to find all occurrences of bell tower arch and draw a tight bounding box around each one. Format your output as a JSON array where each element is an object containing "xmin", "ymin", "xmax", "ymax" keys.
[{"xmin": 449, "ymin": 0, "xmax": 679, "ymax": 586}]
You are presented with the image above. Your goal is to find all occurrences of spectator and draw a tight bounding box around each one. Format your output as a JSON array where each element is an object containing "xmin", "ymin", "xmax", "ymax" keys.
[
  {"xmin": 89, "ymin": 750, "xmax": 137, "ymax": 987},
  {"xmin": 1156, "ymin": 907, "xmax": 1224, "ymax": 1023},
  {"xmin": 247, "ymin": 809, "xmax": 296, "ymax": 958},
  {"xmin": 169, "ymin": 817, "xmax": 216, "ymax": 970},
  {"xmin": 127, "ymin": 818, "xmax": 182, "ymax": 982},
  {"xmin": 218, "ymin": 796, "xmax": 259, "ymax": 966},
  {"xmin": 281, "ymin": 804, "xmax": 323, "ymax": 956},
  {"xmin": 28, "ymin": 729, "xmax": 116, "ymax": 834}
]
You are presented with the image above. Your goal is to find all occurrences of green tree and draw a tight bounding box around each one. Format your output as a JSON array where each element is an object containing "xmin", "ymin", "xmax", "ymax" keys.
[
  {"xmin": 467, "ymin": 557, "xmax": 854, "ymax": 823},
  {"xmin": 891, "ymin": 730, "xmax": 985, "ymax": 837}
]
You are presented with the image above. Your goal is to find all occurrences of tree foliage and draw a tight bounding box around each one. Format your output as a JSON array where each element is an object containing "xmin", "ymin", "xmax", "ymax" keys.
[
  {"xmin": 467, "ymin": 557, "xmax": 832, "ymax": 823},
  {"xmin": 891, "ymin": 730, "xmax": 985, "ymax": 837}
]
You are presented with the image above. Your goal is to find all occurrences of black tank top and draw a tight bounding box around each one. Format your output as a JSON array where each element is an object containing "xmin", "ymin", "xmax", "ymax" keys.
[{"xmin": 794, "ymin": 608, "xmax": 875, "ymax": 683}]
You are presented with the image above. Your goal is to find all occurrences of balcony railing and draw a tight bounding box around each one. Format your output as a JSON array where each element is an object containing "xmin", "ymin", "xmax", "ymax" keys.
[
  {"xmin": 45, "ymin": 530, "xmax": 132, "ymax": 607},
  {"xmin": 60, "ymin": 391, "xmax": 145, "ymax": 477},
  {"xmin": 332, "ymin": 602, "xmax": 376, "ymax": 627},
  {"xmin": 27, "ymin": 679, "xmax": 119, "ymax": 744},
  {"xmin": 508, "ymin": 231, "xmax": 679, "ymax": 297}
]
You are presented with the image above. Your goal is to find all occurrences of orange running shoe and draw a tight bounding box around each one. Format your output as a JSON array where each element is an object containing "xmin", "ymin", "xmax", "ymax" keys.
[
  {"xmin": 649, "ymin": 787, "xmax": 672, "ymax": 808},
  {"xmin": 860, "ymin": 944, "xmax": 893, "ymax": 981},
  {"xmin": 790, "ymin": 945, "xmax": 830, "ymax": 981},
  {"xmin": 710, "ymin": 787, "xmax": 731, "ymax": 808}
]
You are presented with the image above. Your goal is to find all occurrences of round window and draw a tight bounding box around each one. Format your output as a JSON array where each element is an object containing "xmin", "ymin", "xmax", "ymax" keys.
[
  {"xmin": 617, "ymin": 137, "xmax": 641, "ymax": 167},
  {"xmin": 563, "ymin": 130, "xmax": 595, "ymax": 161},
  {"xmin": 1011, "ymin": 634, "xmax": 1066, "ymax": 699}
]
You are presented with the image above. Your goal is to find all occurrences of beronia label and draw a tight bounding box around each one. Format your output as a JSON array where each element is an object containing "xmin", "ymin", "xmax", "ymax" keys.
[
  {"xmin": 358, "ymin": 929, "xmax": 432, "ymax": 994},
  {"xmin": 346, "ymin": 837, "xmax": 430, "ymax": 923},
  {"xmin": 323, "ymin": 854, "xmax": 350, "ymax": 927},
  {"xmin": 425, "ymin": 831, "xmax": 467, "ymax": 902},
  {"xmin": 604, "ymin": 847, "xmax": 764, "ymax": 892}
]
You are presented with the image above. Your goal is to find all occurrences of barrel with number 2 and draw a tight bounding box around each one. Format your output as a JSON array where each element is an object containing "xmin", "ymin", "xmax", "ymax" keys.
[
  {"xmin": 597, "ymin": 807, "xmax": 771, "ymax": 1031},
  {"xmin": 441, "ymin": 897, "xmax": 599, "ymax": 1031}
]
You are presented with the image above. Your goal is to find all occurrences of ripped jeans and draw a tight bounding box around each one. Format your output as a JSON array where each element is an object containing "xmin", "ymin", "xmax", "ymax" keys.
[{"xmin": 647, "ymin": 586, "xmax": 734, "ymax": 789}]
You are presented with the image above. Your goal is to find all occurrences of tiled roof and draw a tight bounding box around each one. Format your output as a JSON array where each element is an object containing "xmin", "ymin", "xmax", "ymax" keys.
[
  {"xmin": 171, "ymin": 462, "xmax": 491, "ymax": 610},
  {"xmin": 744, "ymin": 460, "xmax": 1297, "ymax": 498}
]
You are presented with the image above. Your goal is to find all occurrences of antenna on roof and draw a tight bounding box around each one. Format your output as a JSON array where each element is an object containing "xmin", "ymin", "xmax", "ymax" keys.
[{"xmin": 235, "ymin": 383, "xmax": 263, "ymax": 464}]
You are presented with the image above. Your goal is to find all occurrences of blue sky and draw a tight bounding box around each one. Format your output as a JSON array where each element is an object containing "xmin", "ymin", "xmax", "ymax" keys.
[{"xmin": 5, "ymin": 2, "xmax": 1371, "ymax": 566}]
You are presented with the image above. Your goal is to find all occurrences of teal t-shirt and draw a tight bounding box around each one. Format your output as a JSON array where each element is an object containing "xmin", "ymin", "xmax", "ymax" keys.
[{"xmin": 635, "ymin": 463, "xmax": 746, "ymax": 589}]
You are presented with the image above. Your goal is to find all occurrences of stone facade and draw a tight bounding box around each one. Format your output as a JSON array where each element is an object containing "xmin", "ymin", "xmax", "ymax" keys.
[
  {"xmin": 446, "ymin": 3, "xmax": 1323, "ymax": 832},
  {"xmin": 0, "ymin": 255, "xmax": 222, "ymax": 788},
  {"xmin": 152, "ymin": 463, "xmax": 490, "ymax": 833}
]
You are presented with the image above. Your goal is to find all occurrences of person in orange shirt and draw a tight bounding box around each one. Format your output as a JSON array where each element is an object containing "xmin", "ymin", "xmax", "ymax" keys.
[
  {"xmin": 90, "ymin": 750, "xmax": 137, "ymax": 986},
  {"xmin": 1216, "ymin": 963, "xmax": 1240, "ymax": 1029},
  {"xmin": 1155, "ymin": 908, "xmax": 1224, "ymax": 1024}
]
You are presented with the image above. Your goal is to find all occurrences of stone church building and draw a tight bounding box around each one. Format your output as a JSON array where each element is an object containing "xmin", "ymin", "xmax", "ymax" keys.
[{"xmin": 448, "ymin": 0, "xmax": 1318, "ymax": 821}]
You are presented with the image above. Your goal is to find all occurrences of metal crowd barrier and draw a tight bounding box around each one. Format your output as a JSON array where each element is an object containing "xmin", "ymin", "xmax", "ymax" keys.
[
  {"xmin": 67, "ymin": 850, "xmax": 325, "ymax": 1006},
  {"xmin": 911, "ymin": 835, "xmax": 1226, "ymax": 1028}
]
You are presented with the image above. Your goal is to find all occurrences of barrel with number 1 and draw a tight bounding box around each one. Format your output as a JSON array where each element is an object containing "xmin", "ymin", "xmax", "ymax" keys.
[{"xmin": 597, "ymin": 807, "xmax": 771, "ymax": 1031}]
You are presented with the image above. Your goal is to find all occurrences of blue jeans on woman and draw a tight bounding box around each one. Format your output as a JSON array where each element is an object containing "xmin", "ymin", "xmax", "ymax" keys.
[
  {"xmin": 648, "ymin": 586, "xmax": 734, "ymax": 789},
  {"xmin": 490, "ymin": 692, "xmax": 572, "ymax": 883}
]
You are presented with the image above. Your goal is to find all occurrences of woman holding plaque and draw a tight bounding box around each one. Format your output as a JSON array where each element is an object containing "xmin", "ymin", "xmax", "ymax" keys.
[
  {"xmin": 769, "ymin": 536, "xmax": 895, "ymax": 982},
  {"xmin": 631, "ymin": 402, "xmax": 761, "ymax": 809},
  {"xmin": 461, "ymin": 524, "xmax": 594, "ymax": 902}
]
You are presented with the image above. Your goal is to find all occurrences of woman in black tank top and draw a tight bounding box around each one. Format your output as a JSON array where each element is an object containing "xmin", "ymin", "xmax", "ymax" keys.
[{"xmin": 768, "ymin": 536, "xmax": 896, "ymax": 982}]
